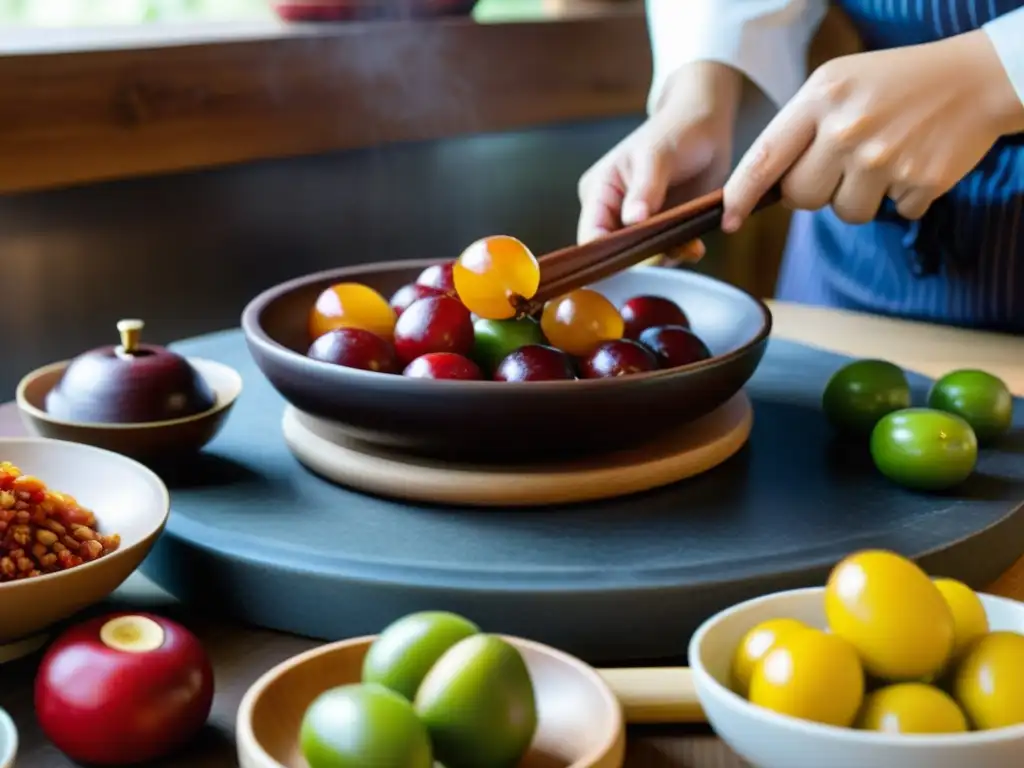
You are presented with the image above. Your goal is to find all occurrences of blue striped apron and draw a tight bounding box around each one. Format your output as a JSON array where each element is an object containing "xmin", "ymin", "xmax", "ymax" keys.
[{"xmin": 776, "ymin": 1, "xmax": 1024, "ymax": 333}]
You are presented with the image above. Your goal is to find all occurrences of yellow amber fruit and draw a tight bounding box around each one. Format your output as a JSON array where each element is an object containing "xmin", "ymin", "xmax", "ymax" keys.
[
  {"xmin": 540, "ymin": 289, "xmax": 624, "ymax": 357},
  {"xmin": 453, "ymin": 236, "xmax": 540, "ymax": 320},
  {"xmin": 309, "ymin": 283, "xmax": 397, "ymax": 342}
]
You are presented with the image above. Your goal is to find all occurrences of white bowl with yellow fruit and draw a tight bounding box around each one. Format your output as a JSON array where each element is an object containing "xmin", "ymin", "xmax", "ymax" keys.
[{"xmin": 689, "ymin": 550, "xmax": 1024, "ymax": 768}]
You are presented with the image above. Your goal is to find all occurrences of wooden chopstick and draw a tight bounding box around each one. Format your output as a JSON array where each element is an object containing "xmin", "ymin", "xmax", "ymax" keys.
[{"xmin": 512, "ymin": 187, "xmax": 780, "ymax": 317}]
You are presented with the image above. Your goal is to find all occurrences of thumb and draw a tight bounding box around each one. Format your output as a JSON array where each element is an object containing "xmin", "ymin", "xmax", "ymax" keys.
[{"xmin": 621, "ymin": 151, "xmax": 669, "ymax": 226}]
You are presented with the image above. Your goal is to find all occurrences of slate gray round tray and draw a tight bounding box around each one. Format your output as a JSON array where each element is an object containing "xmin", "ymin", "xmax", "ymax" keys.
[{"xmin": 140, "ymin": 330, "xmax": 1024, "ymax": 663}]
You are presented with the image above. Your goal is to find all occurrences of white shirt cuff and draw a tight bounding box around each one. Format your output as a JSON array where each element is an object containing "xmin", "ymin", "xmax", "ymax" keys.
[
  {"xmin": 984, "ymin": 7, "xmax": 1024, "ymax": 111},
  {"xmin": 646, "ymin": 0, "xmax": 829, "ymax": 114}
]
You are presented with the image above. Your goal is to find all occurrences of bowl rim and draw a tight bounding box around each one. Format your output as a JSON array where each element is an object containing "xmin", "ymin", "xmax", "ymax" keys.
[
  {"xmin": 15, "ymin": 357, "xmax": 243, "ymax": 431},
  {"xmin": 0, "ymin": 706, "xmax": 15, "ymax": 768},
  {"xmin": 688, "ymin": 585, "xmax": 1024, "ymax": 747},
  {"xmin": 241, "ymin": 259, "xmax": 773, "ymax": 392},
  {"xmin": 0, "ymin": 436, "xmax": 170, "ymax": 591},
  {"xmin": 236, "ymin": 633, "xmax": 625, "ymax": 768}
]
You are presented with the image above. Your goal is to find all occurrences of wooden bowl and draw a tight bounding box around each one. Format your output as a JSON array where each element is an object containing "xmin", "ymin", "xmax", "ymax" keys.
[
  {"xmin": 16, "ymin": 358, "xmax": 242, "ymax": 462},
  {"xmin": 237, "ymin": 635, "xmax": 625, "ymax": 768},
  {"xmin": 0, "ymin": 438, "xmax": 169, "ymax": 647},
  {"xmin": 242, "ymin": 260, "xmax": 771, "ymax": 460}
]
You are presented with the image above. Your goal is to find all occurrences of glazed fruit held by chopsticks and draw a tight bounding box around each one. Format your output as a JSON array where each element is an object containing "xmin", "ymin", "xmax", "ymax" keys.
[{"xmin": 453, "ymin": 236, "xmax": 540, "ymax": 321}]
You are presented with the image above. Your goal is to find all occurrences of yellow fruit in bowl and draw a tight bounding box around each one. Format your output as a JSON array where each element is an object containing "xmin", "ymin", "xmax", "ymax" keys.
[
  {"xmin": 856, "ymin": 683, "xmax": 968, "ymax": 734},
  {"xmin": 748, "ymin": 627, "xmax": 864, "ymax": 727},
  {"xmin": 953, "ymin": 631, "xmax": 1024, "ymax": 730},
  {"xmin": 933, "ymin": 578, "xmax": 989, "ymax": 660},
  {"xmin": 730, "ymin": 618, "xmax": 809, "ymax": 698},
  {"xmin": 825, "ymin": 550, "xmax": 954, "ymax": 681}
]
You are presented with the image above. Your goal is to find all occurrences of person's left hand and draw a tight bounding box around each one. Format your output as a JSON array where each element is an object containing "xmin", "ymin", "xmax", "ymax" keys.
[{"xmin": 722, "ymin": 29, "xmax": 1024, "ymax": 232}]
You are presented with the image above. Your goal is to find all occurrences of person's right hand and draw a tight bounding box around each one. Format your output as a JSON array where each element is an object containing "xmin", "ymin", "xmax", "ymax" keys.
[{"xmin": 576, "ymin": 62, "xmax": 742, "ymax": 264}]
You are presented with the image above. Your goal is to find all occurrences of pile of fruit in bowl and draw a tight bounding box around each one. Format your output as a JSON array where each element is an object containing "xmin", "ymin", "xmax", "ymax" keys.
[
  {"xmin": 299, "ymin": 611, "xmax": 537, "ymax": 768},
  {"xmin": 730, "ymin": 550, "xmax": 1023, "ymax": 734},
  {"xmin": 306, "ymin": 235, "xmax": 712, "ymax": 381}
]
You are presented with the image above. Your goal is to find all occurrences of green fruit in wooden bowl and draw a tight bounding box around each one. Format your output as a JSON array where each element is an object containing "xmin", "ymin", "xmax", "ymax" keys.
[
  {"xmin": 300, "ymin": 683, "xmax": 433, "ymax": 768},
  {"xmin": 415, "ymin": 634, "xmax": 538, "ymax": 768},
  {"xmin": 362, "ymin": 611, "xmax": 480, "ymax": 701}
]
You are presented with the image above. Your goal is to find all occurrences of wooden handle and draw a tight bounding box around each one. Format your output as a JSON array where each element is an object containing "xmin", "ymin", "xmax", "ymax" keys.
[{"xmin": 597, "ymin": 667, "xmax": 706, "ymax": 725}]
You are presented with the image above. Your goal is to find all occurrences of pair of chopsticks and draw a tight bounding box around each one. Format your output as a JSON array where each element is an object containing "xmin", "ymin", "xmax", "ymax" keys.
[{"xmin": 513, "ymin": 187, "xmax": 781, "ymax": 317}]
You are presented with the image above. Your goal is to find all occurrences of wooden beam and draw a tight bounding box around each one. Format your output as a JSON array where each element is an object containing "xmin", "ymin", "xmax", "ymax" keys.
[{"xmin": 0, "ymin": 11, "xmax": 650, "ymax": 194}]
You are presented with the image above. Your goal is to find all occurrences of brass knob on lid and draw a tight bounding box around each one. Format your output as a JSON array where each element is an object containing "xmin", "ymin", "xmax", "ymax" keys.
[{"xmin": 116, "ymin": 319, "xmax": 145, "ymax": 356}]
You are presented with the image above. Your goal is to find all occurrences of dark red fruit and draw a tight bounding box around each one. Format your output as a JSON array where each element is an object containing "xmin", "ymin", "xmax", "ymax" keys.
[
  {"xmin": 390, "ymin": 283, "xmax": 446, "ymax": 317},
  {"xmin": 620, "ymin": 295, "xmax": 689, "ymax": 339},
  {"xmin": 494, "ymin": 345, "xmax": 576, "ymax": 382},
  {"xmin": 416, "ymin": 261, "xmax": 457, "ymax": 295},
  {"xmin": 307, "ymin": 328, "xmax": 399, "ymax": 373},
  {"xmin": 393, "ymin": 296, "xmax": 475, "ymax": 364},
  {"xmin": 638, "ymin": 325, "xmax": 711, "ymax": 369},
  {"xmin": 580, "ymin": 339, "xmax": 658, "ymax": 379},
  {"xmin": 404, "ymin": 353, "xmax": 482, "ymax": 380}
]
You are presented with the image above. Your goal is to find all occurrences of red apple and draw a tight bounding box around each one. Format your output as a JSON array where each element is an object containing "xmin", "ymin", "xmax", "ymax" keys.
[{"xmin": 35, "ymin": 612, "xmax": 214, "ymax": 765}]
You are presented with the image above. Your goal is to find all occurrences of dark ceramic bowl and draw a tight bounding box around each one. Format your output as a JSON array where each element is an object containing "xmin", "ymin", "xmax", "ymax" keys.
[{"xmin": 241, "ymin": 260, "xmax": 771, "ymax": 460}]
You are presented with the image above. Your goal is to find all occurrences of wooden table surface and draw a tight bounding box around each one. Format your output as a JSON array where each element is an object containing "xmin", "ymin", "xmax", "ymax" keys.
[{"xmin": 2, "ymin": 300, "xmax": 1024, "ymax": 768}]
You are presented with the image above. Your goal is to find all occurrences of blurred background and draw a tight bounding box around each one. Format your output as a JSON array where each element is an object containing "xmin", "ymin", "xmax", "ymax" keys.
[{"xmin": 0, "ymin": 0, "xmax": 855, "ymax": 395}]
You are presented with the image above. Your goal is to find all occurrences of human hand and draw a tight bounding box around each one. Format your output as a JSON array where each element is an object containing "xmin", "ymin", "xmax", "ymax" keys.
[
  {"xmin": 722, "ymin": 30, "xmax": 1024, "ymax": 232},
  {"xmin": 577, "ymin": 62, "xmax": 741, "ymax": 264}
]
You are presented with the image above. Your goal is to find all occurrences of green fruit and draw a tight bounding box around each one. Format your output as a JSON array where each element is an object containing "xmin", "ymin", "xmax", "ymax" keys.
[
  {"xmin": 472, "ymin": 318, "xmax": 546, "ymax": 373},
  {"xmin": 300, "ymin": 683, "xmax": 433, "ymax": 768},
  {"xmin": 363, "ymin": 611, "xmax": 480, "ymax": 700},
  {"xmin": 927, "ymin": 369, "xmax": 1014, "ymax": 445},
  {"xmin": 823, "ymin": 359, "xmax": 912, "ymax": 436},
  {"xmin": 415, "ymin": 635, "xmax": 538, "ymax": 768},
  {"xmin": 870, "ymin": 408, "xmax": 978, "ymax": 491}
]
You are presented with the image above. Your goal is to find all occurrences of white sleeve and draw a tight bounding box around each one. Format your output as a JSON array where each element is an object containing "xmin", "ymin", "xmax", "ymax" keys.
[
  {"xmin": 646, "ymin": 0, "xmax": 830, "ymax": 114},
  {"xmin": 984, "ymin": 7, "xmax": 1024, "ymax": 110}
]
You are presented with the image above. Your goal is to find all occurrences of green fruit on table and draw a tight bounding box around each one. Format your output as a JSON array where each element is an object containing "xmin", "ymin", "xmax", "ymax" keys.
[
  {"xmin": 362, "ymin": 611, "xmax": 480, "ymax": 700},
  {"xmin": 822, "ymin": 359, "xmax": 912, "ymax": 436},
  {"xmin": 415, "ymin": 634, "xmax": 538, "ymax": 768},
  {"xmin": 927, "ymin": 369, "xmax": 1014, "ymax": 445},
  {"xmin": 300, "ymin": 683, "xmax": 433, "ymax": 768},
  {"xmin": 472, "ymin": 317, "xmax": 546, "ymax": 373},
  {"xmin": 870, "ymin": 408, "xmax": 978, "ymax": 491}
]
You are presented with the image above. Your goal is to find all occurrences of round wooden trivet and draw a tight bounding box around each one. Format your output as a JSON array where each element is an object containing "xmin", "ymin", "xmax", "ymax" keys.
[{"xmin": 282, "ymin": 392, "xmax": 753, "ymax": 506}]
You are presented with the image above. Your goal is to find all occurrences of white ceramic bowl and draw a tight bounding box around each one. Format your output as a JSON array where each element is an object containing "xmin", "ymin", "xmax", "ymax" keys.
[
  {"xmin": 0, "ymin": 706, "xmax": 16, "ymax": 768},
  {"xmin": 0, "ymin": 438, "xmax": 170, "ymax": 646},
  {"xmin": 689, "ymin": 586, "xmax": 1024, "ymax": 768}
]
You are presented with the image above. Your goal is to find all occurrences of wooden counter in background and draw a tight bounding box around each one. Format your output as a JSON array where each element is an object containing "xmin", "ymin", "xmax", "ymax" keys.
[{"xmin": 0, "ymin": 1, "xmax": 650, "ymax": 195}]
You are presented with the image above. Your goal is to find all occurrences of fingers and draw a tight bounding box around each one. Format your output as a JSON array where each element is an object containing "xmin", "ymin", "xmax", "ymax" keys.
[
  {"xmin": 620, "ymin": 150, "xmax": 670, "ymax": 226},
  {"xmin": 779, "ymin": 139, "xmax": 843, "ymax": 211},
  {"xmin": 831, "ymin": 167, "xmax": 890, "ymax": 224},
  {"xmin": 892, "ymin": 187, "xmax": 938, "ymax": 220},
  {"xmin": 577, "ymin": 167, "xmax": 626, "ymax": 244},
  {"xmin": 723, "ymin": 100, "xmax": 817, "ymax": 232}
]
